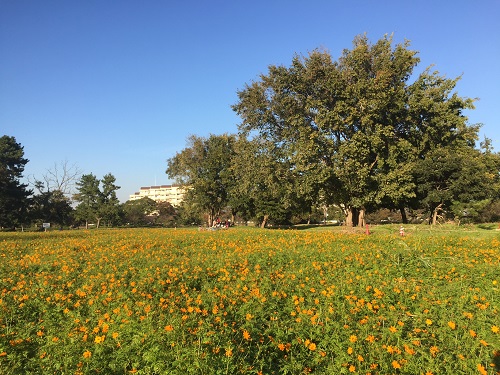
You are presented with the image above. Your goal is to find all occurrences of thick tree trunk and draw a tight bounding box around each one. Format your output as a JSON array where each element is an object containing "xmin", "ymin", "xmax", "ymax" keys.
[
  {"xmin": 345, "ymin": 207, "xmax": 359, "ymax": 227},
  {"xmin": 399, "ymin": 206, "xmax": 408, "ymax": 224},
  {"xmin": 431, "ymin": 203, "xmax": 443, "ymax": 225},
  {"xmin": 358, "ymin": 208, "xmax": 365, "ymax": 228},
  {"xmin": 261, "ymin": 214, "xmax": 269, "ymax": 228},
  {"xmin": 345, "ymin": 209, "xmax": 353, "ymax": 227}
]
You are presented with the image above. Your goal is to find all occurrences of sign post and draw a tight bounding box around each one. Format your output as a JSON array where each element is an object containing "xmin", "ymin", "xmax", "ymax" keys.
[{"xmin": 42, "ymin": 223, "xmax": 50, "ymax": 232}]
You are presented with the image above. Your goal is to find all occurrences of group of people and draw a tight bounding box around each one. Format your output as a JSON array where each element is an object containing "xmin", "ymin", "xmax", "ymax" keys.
[{"xmin": 212, "ymin": 218, "xmax": 231, "ymax": 228}]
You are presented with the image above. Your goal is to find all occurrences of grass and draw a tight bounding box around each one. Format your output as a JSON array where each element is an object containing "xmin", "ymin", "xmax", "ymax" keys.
[{"xmin": 0, "ymin": 225, "xmax": 499, "ymax": 374}]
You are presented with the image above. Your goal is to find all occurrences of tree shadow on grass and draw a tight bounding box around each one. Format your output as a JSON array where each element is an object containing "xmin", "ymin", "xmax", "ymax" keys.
[
  {"xmin": 493, "ymin": 348, "xmax": 500, "ymax": 372},
  {"xmin": 283, "ymin": 223, "xmax": 341, "ymax": 230},
  {"xmin": 477, "ymin": 223, "xmax": 499, "ymax": 230}
]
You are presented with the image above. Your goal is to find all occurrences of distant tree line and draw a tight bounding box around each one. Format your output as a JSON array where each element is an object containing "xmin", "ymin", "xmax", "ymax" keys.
[
  {"xmin": 0, "ymin": 136, "xmax": 179, "ymax": 230},
  {"xmin": 166, "ymin": 35, "xmax": 500, "ymax": 227},
  {"xmin": 3, "ymin": 35, "xmax": 500, "ymax": 229}
]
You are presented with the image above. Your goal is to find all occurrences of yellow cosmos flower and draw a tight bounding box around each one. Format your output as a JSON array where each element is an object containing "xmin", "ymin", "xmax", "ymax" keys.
[{"xmin": 94, "ymin": 335, "xmax": 105, "ymax": 344}]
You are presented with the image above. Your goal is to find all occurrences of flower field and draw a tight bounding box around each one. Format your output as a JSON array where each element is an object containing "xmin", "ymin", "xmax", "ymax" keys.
[{"xmin": 1, "ymin": 227, "xmax": 499, "ymax": 374}]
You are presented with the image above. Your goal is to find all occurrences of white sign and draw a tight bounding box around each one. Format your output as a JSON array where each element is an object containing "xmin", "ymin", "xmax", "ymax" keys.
[{"xmin": 42, "ymin": 223, "xmax": 50, "ymax": 228}]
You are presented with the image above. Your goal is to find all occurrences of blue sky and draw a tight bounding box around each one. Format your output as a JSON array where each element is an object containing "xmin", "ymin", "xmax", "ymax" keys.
[{"xmin": 1, "ymin": 0, "xmax": 499, "ymax": 202}]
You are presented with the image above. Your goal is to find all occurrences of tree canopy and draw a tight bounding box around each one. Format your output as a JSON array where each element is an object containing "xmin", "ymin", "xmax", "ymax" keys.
[
  {"xmin": 0, "ymin": 135, "xmax": 31, "ymax": 228},
  {"xmin": 231, "ymin": 34, "xmax": 489, "ymax": 226},
  {"xmin": 166, "ymin": 134, "xmax": 236, "ymax": 227},
  {"xmin": 73, "ymin": 173, "xmax": 121, "ymax": 228}
]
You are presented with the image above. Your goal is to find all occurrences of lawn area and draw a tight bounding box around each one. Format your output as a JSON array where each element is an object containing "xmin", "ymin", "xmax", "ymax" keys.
[{"xmin": 1, "ymin": 226, "xmax": 499, "ymax": 374}]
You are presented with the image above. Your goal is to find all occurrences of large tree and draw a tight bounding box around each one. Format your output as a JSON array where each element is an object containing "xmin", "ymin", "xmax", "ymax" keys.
[
  {"xmin": 99, "ymin": 173, "xmax": 121, "ymax": 227},
  {"xmin": 230, "ymin": 135, "xmax": 303, "ymax": 227},
  {"xmin": 233, "ymin": 35, "xmax": 479, "ymax": 226},
  {"xmin": 73, "ymin": 174, "xmax": 101, "ymax": 228},
  {"xmin": 122, "ymin": 197, "xmax": 157, "ymax": 226},
  {"xmin": 166, "ymin": 134, "xmax": 236, "ymax": 227},
  {"xmin": 31, "ymin": 188, "xmax": 73, "ymax": 227},
  {"xmin": 0, "ymin": 136, "xmax": 31, "ymax": 228},
  {"xmin": 73, "ymin": 173, "xmax": 121, "ymax": 228},
  {"xmin": 30, "ymin": 159, "xmax": 82, "ymax": 199},
  {"xmin": 415, "ymin": 145, "xmax": 500, "ymax": 224}
]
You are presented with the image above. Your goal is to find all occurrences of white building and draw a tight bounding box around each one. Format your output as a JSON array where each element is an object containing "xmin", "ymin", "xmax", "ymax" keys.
[{"xmin": 129, "ymin": 184, "xmax": 185, "ymax": 206}]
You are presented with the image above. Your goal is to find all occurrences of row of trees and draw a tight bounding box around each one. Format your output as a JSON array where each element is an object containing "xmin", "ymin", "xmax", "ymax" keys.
[
  {"xmin": 167, "ymin": 35, "xmax": 500, "ymax": 227},
  {"xmin": 0, "ymin": 135, "xmax": 180, "ymax": 229},
  {"xmin": 3, "ymin": 35, "xmax": 500, "ymax": 229}
]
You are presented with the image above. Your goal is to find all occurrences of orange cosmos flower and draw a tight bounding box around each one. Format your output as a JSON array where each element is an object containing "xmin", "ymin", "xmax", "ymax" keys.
[
  {"xmin": 477, "ymin": 364, "xmax": 487, "ymax": 375},
  {"xmin": 447, "ymin": 321, "xmax": 456, "ymax": 330},
  {"xmin": 430, "ymin": 346, "xmax": 439, "ymax": 357},
  {"xmin": 83, "ymin": 350, "xmax": 92, "ymax": 358},
  {"xmin": 242, "ymin": 330, "xmax": 251, "ymax": 340},
  {"xmin": 392, "ymin": 360, "xmax": 401, "ymax": 369},
  {"xmin": 492, "ymin": 325, "xmax": 499, "ymax": 333},
  {"xmin": 349, "ymin": 335, "xmax": 357, "ymax": 343}
]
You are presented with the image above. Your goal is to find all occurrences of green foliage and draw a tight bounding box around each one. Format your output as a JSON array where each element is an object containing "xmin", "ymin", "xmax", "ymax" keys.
[
  {"xmin": 73, "ymin": 173, "xmax": 122, "ymax": 228},
  {"xmin": 231, "ymin": 34, "xmax": 493, "ymax": 225},
  {"xmin": 415, "ymin": 146, "xmax": 500, "ymax": 224},
  {"xmin": 73, "ymin": 174, "xmax": 101, "ymax": 228},
  {"xmin": 230, "ymin": 135, "xmax": 304, "ymax": 227},
  {"xmin": 166, "ymin": 134, "xmax": 237, "ymax": 227},
  {"xmin": 30, "ymin": 189, "xmax": 73, "ymax": 227},
  {"xmin": 99, "ymin": 173, "xmax": 121, "ymax": 227},
  {"xmin": 122, "ymin": 197, "xmax": 157, "ymax": 226},
  {"xmin": 0, "ymin": 135, "xmax": 31, "ymax": 228}
]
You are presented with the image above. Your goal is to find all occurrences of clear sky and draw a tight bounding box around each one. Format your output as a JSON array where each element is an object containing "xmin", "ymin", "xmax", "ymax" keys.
[{"xmin": 1, "ymin": 0, "xmax": 499, "ymax": 202}]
